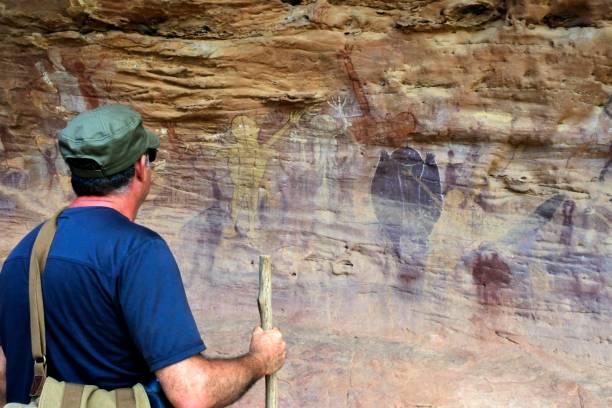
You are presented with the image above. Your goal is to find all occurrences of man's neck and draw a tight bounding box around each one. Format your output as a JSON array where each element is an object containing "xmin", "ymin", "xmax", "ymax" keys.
[{"xmin": 69, "ymin": 195, "xmax": 138, "ymax": 221}]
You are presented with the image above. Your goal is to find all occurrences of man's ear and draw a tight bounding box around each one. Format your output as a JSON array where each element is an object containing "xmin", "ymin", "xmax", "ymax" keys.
[{"xmin": 134, "ymin": 154, "xmax": 147, "ymax": 181}]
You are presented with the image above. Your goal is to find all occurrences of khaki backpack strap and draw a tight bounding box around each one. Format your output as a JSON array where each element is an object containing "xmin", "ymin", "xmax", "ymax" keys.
[
  {"xmin": 61, "ymin": 383, "xmax": 84, "ymax": 408},
  {"xmin": 116, "ymin": 388, "xmax": 136, "ymax": 408},
  {"xmin": 28, "ymin": 209, "xmax": 64, "ymax": 397}
]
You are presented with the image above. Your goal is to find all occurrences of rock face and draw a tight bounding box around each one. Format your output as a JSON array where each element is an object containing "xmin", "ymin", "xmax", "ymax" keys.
[{"xmin": 0, "ymin": 1, "xmax": 610, "ymax": 406}]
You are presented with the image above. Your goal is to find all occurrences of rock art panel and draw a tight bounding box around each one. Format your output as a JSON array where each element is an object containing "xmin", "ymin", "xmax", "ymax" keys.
[{"xmin": 1, "ymin": 2, "xmax": 611, "ymax": 406}]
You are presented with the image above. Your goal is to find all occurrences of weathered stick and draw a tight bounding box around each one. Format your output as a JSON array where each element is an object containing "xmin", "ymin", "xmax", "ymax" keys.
[{"xmin": 258, "ymin": 255, "xmax": 277, "ymax": 408}]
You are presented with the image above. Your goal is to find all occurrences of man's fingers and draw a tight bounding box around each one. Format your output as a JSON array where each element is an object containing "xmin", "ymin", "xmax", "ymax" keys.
[{"xmin": 253, "ymin": 326, "xmax": 283, "ymax": 338}]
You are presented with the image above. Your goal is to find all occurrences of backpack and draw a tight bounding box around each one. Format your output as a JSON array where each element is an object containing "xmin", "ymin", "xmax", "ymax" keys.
[{"xmin": 4, "ymin": 210, "xmax": 150, "ymax": 408}]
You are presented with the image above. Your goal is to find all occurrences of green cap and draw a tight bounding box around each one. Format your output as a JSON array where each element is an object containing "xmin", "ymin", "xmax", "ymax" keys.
[{"xmin": 58, "ymin": 104, "xmax": 160, "ymax": 178}]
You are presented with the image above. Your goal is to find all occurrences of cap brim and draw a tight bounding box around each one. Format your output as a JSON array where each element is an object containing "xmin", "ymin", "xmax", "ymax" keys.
[{"xmin": 145, "ymin": 128, "xmax": 160, "ymax": 149}]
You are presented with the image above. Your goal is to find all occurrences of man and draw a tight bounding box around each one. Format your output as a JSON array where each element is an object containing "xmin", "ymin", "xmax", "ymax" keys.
[{"xmin": 0, "ymin": 104, "xmax": 286, "ymax": 407}]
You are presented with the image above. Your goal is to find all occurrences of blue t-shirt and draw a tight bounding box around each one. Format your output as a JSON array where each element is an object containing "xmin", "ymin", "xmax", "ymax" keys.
[{"xmin": 0, "ymin": 207, "xmax": 205, "ymax": 403}]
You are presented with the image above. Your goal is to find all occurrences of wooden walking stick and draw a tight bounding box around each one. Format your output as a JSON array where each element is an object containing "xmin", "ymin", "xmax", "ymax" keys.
[{"xmin": 258, "ymin": 255, "xmax": 277, "ymax": 408}]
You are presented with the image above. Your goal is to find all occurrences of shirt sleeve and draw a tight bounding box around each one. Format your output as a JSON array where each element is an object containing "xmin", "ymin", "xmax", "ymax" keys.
[{"xmin": 118, "ymin": 238, "xmax": 205, "ymax": 372}]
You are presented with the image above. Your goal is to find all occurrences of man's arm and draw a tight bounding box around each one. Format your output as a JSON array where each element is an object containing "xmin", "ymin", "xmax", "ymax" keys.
[
  {"xmin": 157, "ymin": 326, "xmax": 286, "ymax": 408},
  {"xmin": 0, "ymin": 346, "xmax": 6, "ymax": 405}
]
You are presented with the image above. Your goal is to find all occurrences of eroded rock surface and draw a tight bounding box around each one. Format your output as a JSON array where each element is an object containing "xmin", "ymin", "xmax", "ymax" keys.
[{"xmin": 0, "ymin": 1, "xmax": 610, "ymax": 406}]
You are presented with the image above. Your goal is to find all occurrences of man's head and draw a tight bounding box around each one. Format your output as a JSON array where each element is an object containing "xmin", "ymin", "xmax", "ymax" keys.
[{"xmin": 58, "ymin": 104, "xmax": 159, "ymax": 197}]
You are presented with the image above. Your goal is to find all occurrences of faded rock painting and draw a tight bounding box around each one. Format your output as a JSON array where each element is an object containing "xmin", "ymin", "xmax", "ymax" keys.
[
  {"xmin": 338, "ymin": 44, "xmax": 417, "ymax": 148},
  {"xmin": 559, "ymin": 199, "xmax": 576, "ymax": 247},
  {"xmin": 310, "ymin": 111, "xmax": 359, "ymax": 214},
  {"xmin": 178, "ymin": 176, "xmax": 230, "ymax": 288},
  {"xmin": 275, "ymin": 117, "xmax": 318, "ymax": 242},
  {"xmin": 33, "ymin": 134, "xmax": 71, "ymax": 194},
  {"xmin": 61, "ymin": 58, "xmax": 101, "ymax": 110},
  {"xmin": 0, "ymin": 126, "xmax": 71, "ymax": 203},
  {"xmin": 0, "ymin": 125, "xmax": 27, "ymax": 191},
  {"xmin": 227, "ymin": 112, "xmax": 302, "ymax": 236},
  {"xmin": 371, "ymin": 146, "xmax": 443, "ymax": 287},
  {"xmin": 599, "ymin": 144, "xmax": 611, "ymax": 182},
  {"xmin": 45, "ymin": 47, "xmax": 116, "ymax": 113},
  {"xmin": 325, "ymin": 97, "xmax": 366, "ymax": 211},
  {"xmin": 544, "ymin": 154, "xmax": 611, "ymax": 314},
  {"xmin": 271, "ymin": 102, "xmax": 361, "ymax": 249},
  {"xmin": 463, "ymin": 194, "xmax": 566, "ymax": 309},
  {"xmin": 331, "ymin": 42, "xmax": 446, "ymax": 289}
]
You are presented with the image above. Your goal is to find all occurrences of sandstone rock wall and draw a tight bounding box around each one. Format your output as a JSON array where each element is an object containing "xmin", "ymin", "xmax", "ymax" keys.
[{"xmin": 1, "ymin": 1, "xmax": 610, "ymax": 406}]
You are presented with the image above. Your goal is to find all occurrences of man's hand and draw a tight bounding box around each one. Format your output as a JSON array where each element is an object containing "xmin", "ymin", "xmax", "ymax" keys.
[
  {"xmin": 157, "ymin": 327, "xmax": 287, "ymax": 408},
  {"xmin": 248, "ymin": 326, "xmax": 286, "ymax": 376}
]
